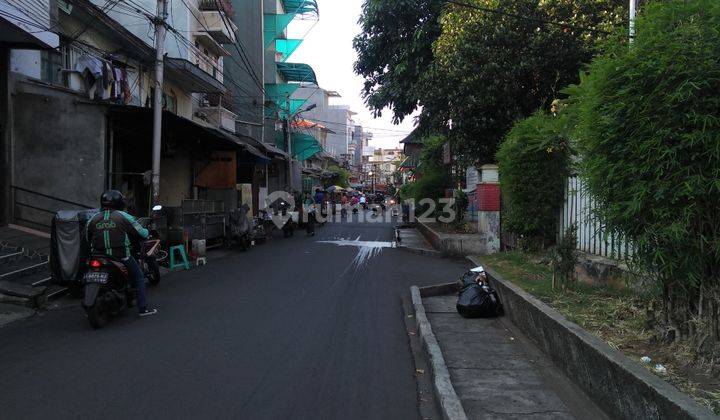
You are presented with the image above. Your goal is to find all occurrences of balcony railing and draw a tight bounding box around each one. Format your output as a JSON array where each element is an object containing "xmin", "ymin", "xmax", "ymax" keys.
[
  {"xmin": 200, "ymin": 10, "xmax": 237, "ymax": 44},
  {"xmin": 198, "ymin": 0, "xmax": 233, "ymax": 15}
]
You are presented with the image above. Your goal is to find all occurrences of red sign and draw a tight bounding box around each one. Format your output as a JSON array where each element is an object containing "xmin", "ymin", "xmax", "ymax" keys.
[{"xmin": 477, "ymin": 184, "xmax": 500, "ymax": 211}]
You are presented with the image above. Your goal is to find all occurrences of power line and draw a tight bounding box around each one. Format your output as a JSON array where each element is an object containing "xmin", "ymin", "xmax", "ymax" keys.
[
  {"xmin": 175, "ymin": 0, "xmax": 266, "ymax": 95},
  {"xmin": 297, "ymin": 117, "xmax": 413, "ymax": 135},
  {"xmin": 164, "ymin": 25, "xmax": 259, "ymax": 99},
  {"xmin": 212, "ymin": 0, "xmax": 264, "ymax": 93}
]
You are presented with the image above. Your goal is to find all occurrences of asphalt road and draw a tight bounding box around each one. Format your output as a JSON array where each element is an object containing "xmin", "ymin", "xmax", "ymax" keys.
[{"xmin": 0, "ymin": 219, "xmax": 470, "ymax": 419}]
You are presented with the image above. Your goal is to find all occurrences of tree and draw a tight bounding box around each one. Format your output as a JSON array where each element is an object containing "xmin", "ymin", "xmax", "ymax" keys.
[
  {"xmin": 568, "ymin": 0, "xmax": 720, "ymax": 349},
  {"xmin": 324, "ymin": 165, "xmax": 351, "ymax": 188},
  {"xmin": 353, "ymin": 0, "xmax": 444, "ymax": 123},
  {"xmin": 419, "ymin": 0, "xmax": 625, "ymax": 165},
  {"xmin": 400, "ymin": 135, "xmax": 452, "ymax": 215},
  {"xmin": 497, "ymin": 110, "xmax": 572, "ymax": 249}
]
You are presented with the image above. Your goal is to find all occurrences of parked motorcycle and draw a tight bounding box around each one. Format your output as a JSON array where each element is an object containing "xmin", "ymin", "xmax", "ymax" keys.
[
  {"xmin": 251, "ymin": 210, "xmax": 268, "ymax": 243},
  {"xmin": 82, "ymin": 206, "xmax": 163, "ymax": 329},
  {"xmin": 226, "ymin": 204, "xmax": 252, "ymax": 250},
  {"xmin": 278, "ymin": 201, "xmax": 296, "ymax": 237}
]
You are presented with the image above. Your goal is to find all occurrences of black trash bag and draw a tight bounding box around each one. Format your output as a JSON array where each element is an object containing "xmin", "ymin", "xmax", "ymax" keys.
[
  {"xmin": 460, "ymin": 270, "xmax": 481, "ymax": 287},
  {"xmin": 50, "ymin": 209, "xmax": 99, "ymax": 286},
  {"xmin": 456, "ymin": 282, "xmax": 504, "ymax": 318}
]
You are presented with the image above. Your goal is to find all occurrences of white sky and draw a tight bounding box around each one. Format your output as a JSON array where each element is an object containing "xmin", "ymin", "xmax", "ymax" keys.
[{"xmin": 288, "ymin": 0, "xmax": 418, "ymax": 150}]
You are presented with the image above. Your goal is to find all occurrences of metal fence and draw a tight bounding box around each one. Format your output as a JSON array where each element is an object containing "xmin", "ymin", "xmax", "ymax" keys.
[{"xmin": 559, "ymin": 177, "xmax": 632, "ymax": 260}]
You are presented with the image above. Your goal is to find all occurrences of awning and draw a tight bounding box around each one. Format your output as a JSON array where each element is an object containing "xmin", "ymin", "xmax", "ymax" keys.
[
  {"xmin": 282, "ymin": 0, "xmax": 319, "ymax": 17},
  {"xmin": 251, "ymin": 140, "xmax": 289, "ymax": 160},
  {"xmin": 202, "ymin": 125, "xmax": 268, "ymax": 161},
  {"xmin": 276, "ymin": 62, "xmax": 317, "ymax": 85},
  {"xmin": 0, "ymin": 4, "xmax": 59, "ymax": 49},
  {"xmin": 107, "ymin": 105, "xmax": 267, "ymax": 159},
  {"xmin": 263, "ymin": 14, "xmax": 294, "ymax": 49},
  {"xmin": 400, "ymin": 127, "xmax": 424, "ymax": 145},
  {"xmin": 276, "ymin": 39, "xmax": 302, "ymax": 62},
  {"xmin": 291, "ymin": 133, "xmax": 323, "ymax": 161},
  {"xmin": 165, "ymin": 57, "xmax": 225, "ymax": 94},
  {"xmin": 292, "ymin": 119, "xmax": 335, "ymax": 133}
]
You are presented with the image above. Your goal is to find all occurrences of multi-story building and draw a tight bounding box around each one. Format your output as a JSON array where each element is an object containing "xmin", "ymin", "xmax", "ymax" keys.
[
  {"xmin": 1, "ymin": 0, "xmax": 265, "ymax": 229},
  {"xmin": 365, "ymin": 148, "xmax": 404, "ymax": 190},
  {"xmin": 290, "ymin": 87, "xmax": 356, "ymax": 163},
  {"xmin": 0, "ymin": 1, "xmax": 59, "ymax": 226},
  {"xmin": 261, "ymin": 0, "xmax": 319, "ymax": 192}
]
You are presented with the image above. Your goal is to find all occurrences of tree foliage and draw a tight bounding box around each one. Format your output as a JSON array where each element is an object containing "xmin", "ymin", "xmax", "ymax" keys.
[
  {"xmin": 400, "ymin": 136, "xmax": 451, "ymax": 209},
  {"xmin": 497, "ymin": 111, "xmax": 572, "ymax": 249},
  {"xmin": 568, "ymin": 0, "xmax": 720, "ymax": 346},
  {"xmin": 353, "ymin": 0, "xmax": 444, "ymax": 123},
  {"xmin": 419, "ymin": 0, "xmax": 625, "ymax": 165},
  {"xmin": 324, "ymin": 165, "xmax": 351, "ymax": 188}
]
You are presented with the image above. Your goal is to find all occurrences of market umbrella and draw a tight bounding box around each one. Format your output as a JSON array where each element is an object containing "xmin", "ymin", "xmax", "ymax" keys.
[{"xmin": 327, "ymin": 185, "xmax": 345, "ymax": 192}]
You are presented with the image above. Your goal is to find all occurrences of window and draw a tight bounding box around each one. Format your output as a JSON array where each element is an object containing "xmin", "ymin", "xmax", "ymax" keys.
[
  {"xmin": 41, "ymin": 50, "xmax": 62, "ymax": 84},
  {"xmin": 149, "ymin": 88, "xmax": 178, "ymax": 114}
]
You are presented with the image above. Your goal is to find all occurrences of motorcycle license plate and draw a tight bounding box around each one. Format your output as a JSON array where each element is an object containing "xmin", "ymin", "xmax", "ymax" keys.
[{"xmin": 84, "ymin": 271, "xmax": 109, "ymax": 284}]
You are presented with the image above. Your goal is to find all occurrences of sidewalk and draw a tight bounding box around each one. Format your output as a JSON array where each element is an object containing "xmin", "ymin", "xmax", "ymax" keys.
[
  {"xmin": 423, "ymin": 294, "xmax": 606, "ymax": 419},
  {"xmin": 396, "ymin": 227, "xmax": 443, "ymax": 257}
]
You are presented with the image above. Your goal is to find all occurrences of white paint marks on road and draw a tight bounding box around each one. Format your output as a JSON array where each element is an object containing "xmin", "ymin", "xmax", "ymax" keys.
[{"xmin": 319, "ymin": 236, "xmax": 396, "ymax": 274}]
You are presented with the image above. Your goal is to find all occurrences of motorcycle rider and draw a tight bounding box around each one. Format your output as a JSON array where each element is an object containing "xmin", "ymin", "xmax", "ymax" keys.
[{"xmin": 86, "ymin": 190, "xmax": 158, "ymax": 317}]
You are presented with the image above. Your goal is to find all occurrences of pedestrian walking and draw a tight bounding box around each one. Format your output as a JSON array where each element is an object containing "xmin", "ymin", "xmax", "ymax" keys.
[{"xmin": 304, "ymin": 192, "xmax": 316, "ymax": 236}]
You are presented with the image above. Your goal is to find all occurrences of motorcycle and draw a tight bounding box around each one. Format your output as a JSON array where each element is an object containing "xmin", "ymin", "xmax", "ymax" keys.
[
  {"xmin": 251, "ymin": 210, "xmax": 268, "ymax": 243},
  {"xmin": 82, "ymin": 206, "xmax": 163, "ymax": 329},
  {"xmin": 278, "ymin": 201, "xmax": 296, "ymax": 237}
]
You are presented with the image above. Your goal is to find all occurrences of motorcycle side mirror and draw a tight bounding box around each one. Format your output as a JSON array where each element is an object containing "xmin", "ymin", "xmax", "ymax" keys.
[{"xmin": 152, "ymin": 205, "xmax": 163, "ymax": 211}]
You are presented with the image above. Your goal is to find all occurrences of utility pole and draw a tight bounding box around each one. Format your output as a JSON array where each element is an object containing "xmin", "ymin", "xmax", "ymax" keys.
[
  {"xmin": 151, "ymin": 0, "xmax": 168, "ymax": 206},
  {"xmin": 284, "ymin": 115, "xmax": 293, "ymax": 192}
]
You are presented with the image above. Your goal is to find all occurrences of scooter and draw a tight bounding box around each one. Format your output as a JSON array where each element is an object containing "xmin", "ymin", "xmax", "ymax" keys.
[{"xmin": 82, "ymin": 207, "xmax": 163, "ymax": 329}]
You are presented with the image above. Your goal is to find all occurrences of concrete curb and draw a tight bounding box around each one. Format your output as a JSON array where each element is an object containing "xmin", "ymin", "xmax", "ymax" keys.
[
  {"xmin": 397, "ymin": 244, "xmax": 444, "ymax": 258},
  {"xmin": 467, "ymin": 256, "xmax": 715, "ymax": 420},
  {"xmin": 0, "ymin": 303, "xmax": 35, "ymax": 327},
  {"xmin": 410, "ymin": 285, "xmax": 468, "ymax": 420}
]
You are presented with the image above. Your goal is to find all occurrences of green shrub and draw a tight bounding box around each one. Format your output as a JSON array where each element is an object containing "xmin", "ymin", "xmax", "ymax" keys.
[
  {"xmin": 551, "ymin": 225, "xmax": 578, "ymax": 291},
  {"xmin": 402, "ymin": 135, "xmax": 452, "ymax": 217},
  {"xmin": 496, "ymin": 111, "xmax": 572, "ymax": 250},
  {"xmin": 568, "ymin": 0, "xmax": 720, "ymax": 345},
  {"xmin": 453, "ymin": 189, "xmax": 468, "ymax": 223}
]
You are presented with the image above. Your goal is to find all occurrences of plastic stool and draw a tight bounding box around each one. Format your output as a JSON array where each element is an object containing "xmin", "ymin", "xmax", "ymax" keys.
[{"xmin": 169, "ymin": 245, "xmax": 190, "ymax": 270}]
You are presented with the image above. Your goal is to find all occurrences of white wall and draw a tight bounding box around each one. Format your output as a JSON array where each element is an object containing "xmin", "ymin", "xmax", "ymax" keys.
[{"xmin": 10, "ymin": 51, "xmax": 41, "ymax": 79}]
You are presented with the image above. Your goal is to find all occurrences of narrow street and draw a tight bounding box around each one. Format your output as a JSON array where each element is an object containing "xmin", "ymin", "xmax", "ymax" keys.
[{"xmin": 0, "ymin": 220, "xmax": 469, "ymax": 419}]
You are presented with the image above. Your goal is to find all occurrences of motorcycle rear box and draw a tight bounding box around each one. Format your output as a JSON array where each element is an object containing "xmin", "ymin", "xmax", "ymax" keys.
[{"xmin": 49, "ymin": 209, "xmax": 99, "ymax": 285}]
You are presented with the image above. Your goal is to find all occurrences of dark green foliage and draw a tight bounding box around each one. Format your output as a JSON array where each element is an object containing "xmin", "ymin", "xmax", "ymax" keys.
[
  {"xmin": 497, "ymin": 111, "xmax": 571, "ymax": 249},
  {"xmin": 569, "ymin": 0, "xmax": 720, "ymax": 344},
  {"xmin": 453, "ymin": 189, "xmax": 468, "ymax": 223},
  {"xmin": 420, "ymin": 0, "xmax": 625, "ymax": 165},
  {"xmin": 353, "ymin": 0, "xmax": 444, "ymax": 122},
  {"xmin": 551, "ymin": 225, "xmax": 578, "ymax": 291},
  {"xmin": 324, "ymin": 165, "xmax": 351, "ymax": 188},
  {"xmin": 401, "ymin": 135, "xmax": 452, "ymax": 214}
]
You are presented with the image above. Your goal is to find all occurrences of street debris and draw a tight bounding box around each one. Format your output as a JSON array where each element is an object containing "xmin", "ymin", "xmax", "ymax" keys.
[{"xmin": 654, "ymin": 364, "xmax": 668, "ymax": 374}]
